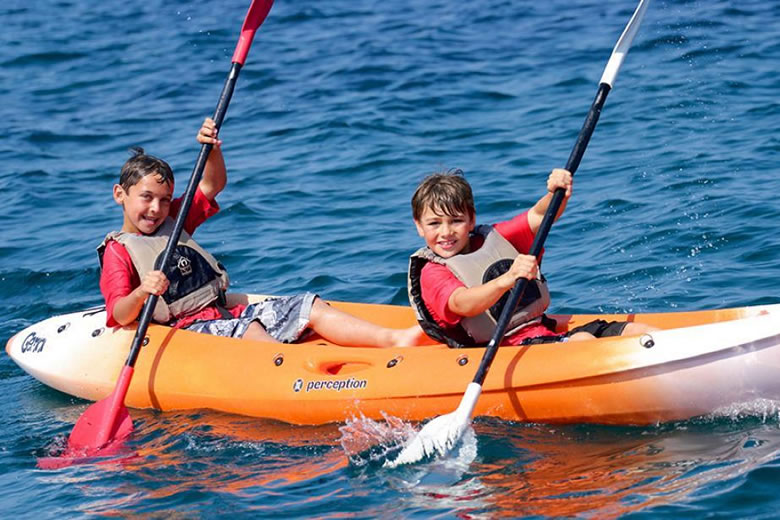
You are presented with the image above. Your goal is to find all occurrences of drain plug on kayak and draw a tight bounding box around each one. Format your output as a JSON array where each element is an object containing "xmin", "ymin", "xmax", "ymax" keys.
[{"xmin": 640, "ymin": 334, "xmax": 655, "ymax": 349}]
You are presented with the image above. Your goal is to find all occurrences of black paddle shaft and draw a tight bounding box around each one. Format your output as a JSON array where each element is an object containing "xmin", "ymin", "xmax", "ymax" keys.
[
  {"xmin": 471, "ymin": 82, "xmax": 612, "ymax": 386},
  {"xmin": 124, "ymin": 63, "xmax": 243, "ymax": 367}
]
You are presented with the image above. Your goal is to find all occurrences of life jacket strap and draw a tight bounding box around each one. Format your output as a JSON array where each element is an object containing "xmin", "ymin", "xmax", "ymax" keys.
[{"xmin": 215, "ymin": 290, "xmax": 233, "ymax": 320}]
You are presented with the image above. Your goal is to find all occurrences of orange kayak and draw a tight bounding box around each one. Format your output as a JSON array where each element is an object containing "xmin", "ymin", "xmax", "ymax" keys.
[{"xmin": 6, "ymin": 294, "xmax": 780, "ymax": 425}]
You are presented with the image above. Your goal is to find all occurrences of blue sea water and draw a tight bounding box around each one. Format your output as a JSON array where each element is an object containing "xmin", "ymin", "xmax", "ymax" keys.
[{"xmin": 2, "ymin": 0, "xmax": 780, "ymax": 517}]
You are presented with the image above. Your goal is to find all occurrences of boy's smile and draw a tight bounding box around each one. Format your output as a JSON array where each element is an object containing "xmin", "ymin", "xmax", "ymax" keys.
[
  {"xmin": 414, "ymin": 207, "xmax": 475, "ymax": 258},
  {"xmin": 114, "ymin": 174, "xmax": 173, "ymax": 235}
]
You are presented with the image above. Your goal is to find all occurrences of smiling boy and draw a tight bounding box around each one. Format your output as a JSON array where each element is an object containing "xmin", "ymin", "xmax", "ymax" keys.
[
  {"xmin": 408, "ymin": 169, "xmax": 657, "ymax": 348},
  {"xmin": 98, "ymin": 117, "xmax": 423, "ymax": 347}
]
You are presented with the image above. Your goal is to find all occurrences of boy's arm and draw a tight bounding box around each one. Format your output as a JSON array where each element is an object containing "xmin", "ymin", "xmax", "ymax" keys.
[
  {"xmin": 197, "ymin": 117, "xmax": 227, "ymax": 201},
  {"xmin": 447, "ymin": 254, "xmax": 538, "ymax": 317},
  {"xmin": 101, "ymin": 242, "xmax": 170, "ymax": 326},
  {"xmin": 527, "ymin": 168, "xmax": 572, "ymax": 235},
  {"xmin": 111, "ymin": 271, "xmax": 170, "ymax": 326}
]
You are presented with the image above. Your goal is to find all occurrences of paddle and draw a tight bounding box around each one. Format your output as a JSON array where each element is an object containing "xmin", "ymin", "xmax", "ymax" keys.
[
  {"xmin": 387, "ymin": 0, "xmax": 651, "ymax": 468},
  {"xmin": 65, "ymin": 0, "xmax": 275, "ymax": 455}
]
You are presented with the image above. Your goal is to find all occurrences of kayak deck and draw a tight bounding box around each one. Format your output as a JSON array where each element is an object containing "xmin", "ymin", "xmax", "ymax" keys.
[{"xmin": 7, "ymin": 297, "xmax": 780, "ymax": 425}]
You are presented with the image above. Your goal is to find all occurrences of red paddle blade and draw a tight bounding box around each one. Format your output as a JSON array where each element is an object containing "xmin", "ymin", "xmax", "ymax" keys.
[
  {"xmin": 36, "ymin": 442, "xmax": 139, "ymax": 470},
  {"xmin": 36, "ymin": 392, "xmax": 135, "ymax": 469},
  {"xmin": 67, "ymin": 365, "xmax": 135, "ymax": 452},
  {"xmin": 232, "ymin": 0, "xmax": 275, "ymax": 65},
  {"xmin": 68, "ymin": 397, "xmax": 134, "ymax": 450}
]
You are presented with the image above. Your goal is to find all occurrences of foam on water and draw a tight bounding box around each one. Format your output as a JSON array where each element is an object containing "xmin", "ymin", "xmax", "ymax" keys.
[
  {"xmin": 708, "ymin": 399, "xmax": 780, "ymax": 424},
  {"xmin": 339, "ymin": 412, "xmax": 478, "ymax": 472}
]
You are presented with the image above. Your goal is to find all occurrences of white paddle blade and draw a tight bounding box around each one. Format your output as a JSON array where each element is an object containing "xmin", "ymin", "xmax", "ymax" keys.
[
  {"xmin": 385, "ymin": 383, "xmax": 482, "ymax": 468},
  {"xmin": 600, "ymin": 0, "xmax": 651, "ymax": 87}
]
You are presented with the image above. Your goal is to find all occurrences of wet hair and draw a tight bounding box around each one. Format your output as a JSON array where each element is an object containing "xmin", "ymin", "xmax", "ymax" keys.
[
  {"xmin": 411, "ymin": 168, "xmax": 475, "ymax": 221},
  {"xmin": 118, "ymin": 147, "xmax": 174, "ymax": 191}
]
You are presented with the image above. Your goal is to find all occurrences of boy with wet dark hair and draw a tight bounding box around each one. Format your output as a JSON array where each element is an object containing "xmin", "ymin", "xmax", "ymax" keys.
[
  {"xmin": 99, "ymin": 117, "xmax": 423, "ymax": 347},
  {"xmin": 408, "ymin": 168, "xmax": 657, "ymax": 348},
  {"xmin": 118, "ymin": 148, "xmax": 175, "ymax": 191}
]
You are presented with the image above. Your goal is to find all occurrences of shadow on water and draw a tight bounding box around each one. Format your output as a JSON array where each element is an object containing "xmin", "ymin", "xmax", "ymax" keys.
[
  {"xmin": 461, "ymin": 418, "xmax": 780, "ymax": 518},
  {"xmin": 10, "ymin": 377, "xmax": 780, "ymax": 517},
  {"xmin": 337, "ymin": 410, "xmax": 780, "ymax": 518},
  {"xmin": 33, "ymin": 406, "xmax": 350, "ymax": 517}
]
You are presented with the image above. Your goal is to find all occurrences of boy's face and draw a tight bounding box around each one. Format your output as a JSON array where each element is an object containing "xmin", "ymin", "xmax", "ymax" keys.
[
  {"xmin": 414, "ymin": 206, "xmax": 475, "ymax": 258},
  {"xmin": 113, "ymin": 173, "xmax": 174, "ymax": 235}
]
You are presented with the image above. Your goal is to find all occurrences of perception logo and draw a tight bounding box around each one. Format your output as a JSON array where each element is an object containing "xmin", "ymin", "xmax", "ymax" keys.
[{"xmin": 293, "ymin": 378, "xmax": 367, "ymax": 393}]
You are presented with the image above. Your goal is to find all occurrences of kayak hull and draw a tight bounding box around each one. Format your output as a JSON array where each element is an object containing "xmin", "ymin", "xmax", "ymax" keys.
[{"xmin": 7, "ymin": 296, "xmax": 780, "ymax": 425}]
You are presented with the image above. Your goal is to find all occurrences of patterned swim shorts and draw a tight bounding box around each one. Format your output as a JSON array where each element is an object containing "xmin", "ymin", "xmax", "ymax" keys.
[{"xmin": 184, "ymin": 292, "xmax": 318, "ymax": 343}]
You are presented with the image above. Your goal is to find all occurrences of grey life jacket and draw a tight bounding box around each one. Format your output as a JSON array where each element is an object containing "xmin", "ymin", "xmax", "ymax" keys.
[
  {"xmin": 408, "ymin": 225, "xmax": 550, "ymax": 348},
  {"xmin": 97, "ymin": 217, "xmax": 230, "ymax": 324}
]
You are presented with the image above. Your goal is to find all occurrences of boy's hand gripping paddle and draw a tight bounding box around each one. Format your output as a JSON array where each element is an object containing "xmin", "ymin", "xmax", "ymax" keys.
[
  {"xmin": 387, "ymin": 0, "xmax": 651, "ymax": 468},
  {"xmin": 45, "ymin": 0, "xmax": 275, "ymax": 465}
]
